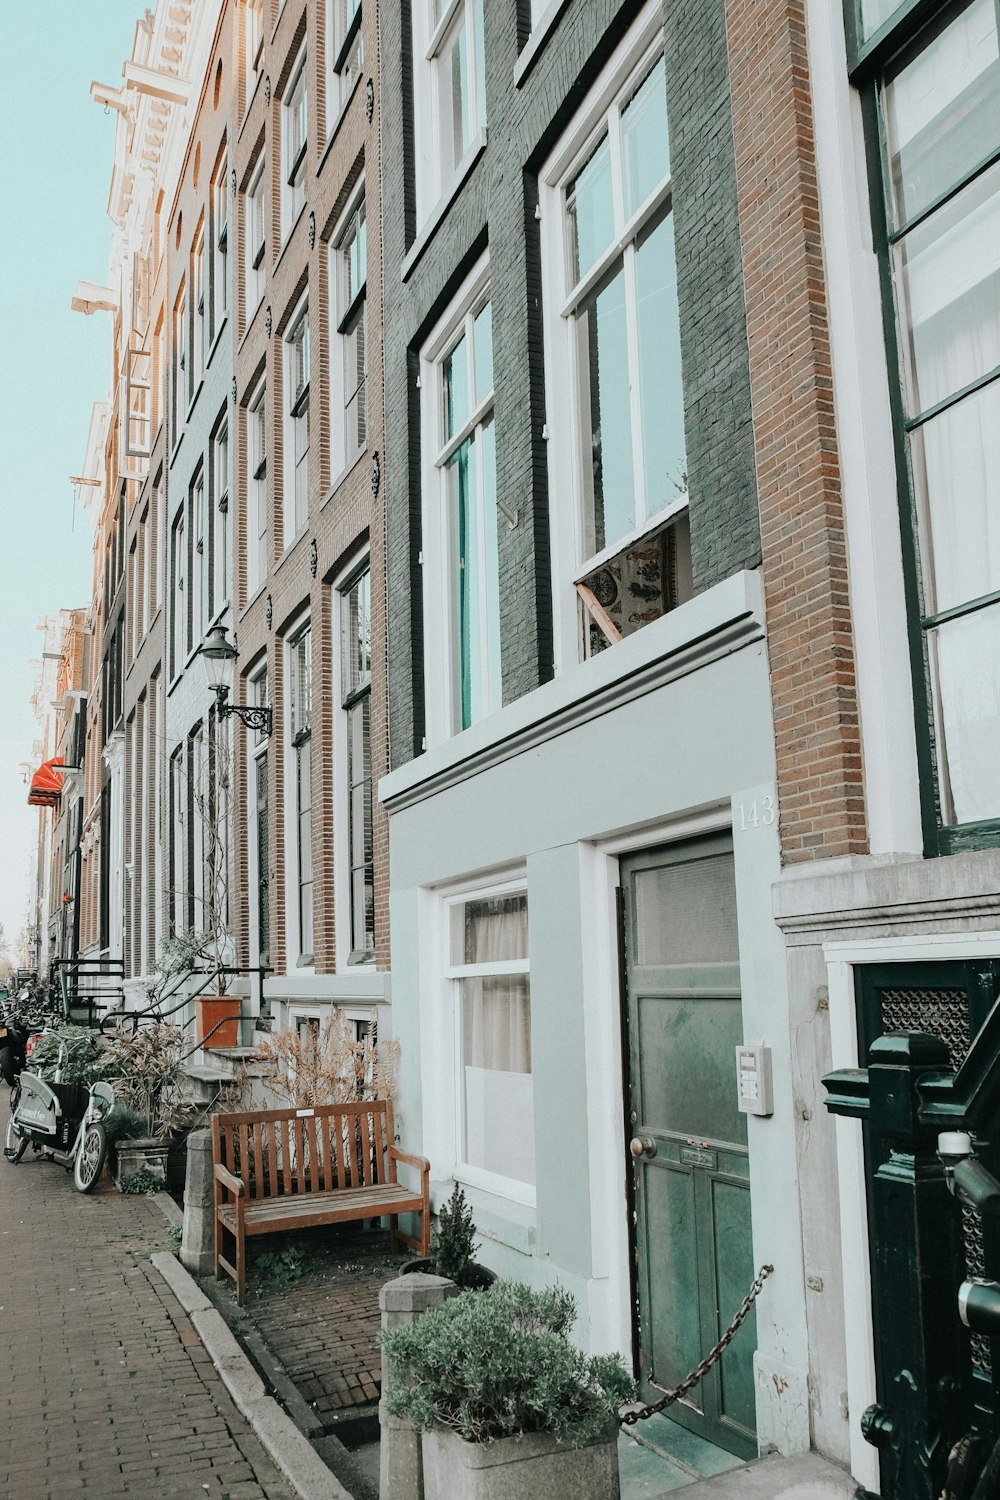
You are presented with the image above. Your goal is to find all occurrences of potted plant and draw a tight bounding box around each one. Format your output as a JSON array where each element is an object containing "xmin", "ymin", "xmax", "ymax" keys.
[
  {"xmin": 404, "ymin": 1181, "xmax": 495, "ymax": 1289},
  {"xmin": 381, "ymin": 1280, "xmax": 633, "ymax": 1499},
  {"xmin": 102, "ymin": 1021, "xmax": 198, "ymax": 1187}
]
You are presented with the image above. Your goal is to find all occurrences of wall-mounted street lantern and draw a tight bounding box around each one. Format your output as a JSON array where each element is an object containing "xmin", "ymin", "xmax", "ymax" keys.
[{"xmin": 199, "ymin": 625, "xmax": 272, "ymax": 736}]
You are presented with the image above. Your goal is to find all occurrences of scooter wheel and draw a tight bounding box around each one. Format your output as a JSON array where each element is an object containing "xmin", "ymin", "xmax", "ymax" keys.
[
  {"xmin": 73, "ymin": 1122, "xmax": 107, "ymax": 1193},
  {"xmin": 3, "ymin": 1115, "xmax": 26, "ymax": 1164}
]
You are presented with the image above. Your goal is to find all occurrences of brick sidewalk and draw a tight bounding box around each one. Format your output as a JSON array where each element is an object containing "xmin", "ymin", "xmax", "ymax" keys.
[
  {"xmin": 234, "ymin": 1233, "xmax": 407, "ymax": 1427},
  {"xmin": 0, "ymin": 1151, "xmax": 297, "ymax": 1500}
]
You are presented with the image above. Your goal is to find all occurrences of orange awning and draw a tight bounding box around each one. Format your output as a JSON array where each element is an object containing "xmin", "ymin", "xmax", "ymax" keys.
[{"xmin": 27, "ymin": 756, "xmax": 64, "ymax": 808}]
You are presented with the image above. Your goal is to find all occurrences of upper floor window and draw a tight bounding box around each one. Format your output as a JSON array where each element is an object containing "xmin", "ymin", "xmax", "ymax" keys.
[
  {"xmin": 171, "ymin": 283, "xmax": 187, "ymax": 442},
  {"xmin": 245, "ymin": 157, "xmax": 266, "ymax": 318},
  {"xmin": 190, "ymin": 467, "xmax": 207, "ymax": 650},
  {"xmin": 540, "ymin": 19, "xmax": 692, "ymax": 667},
  {"xmin": 247, "ymin": 381, "xmax": 268, "ymax": 597},
  {"xmin": 327, "ymin": 0, "xmax": 363, "ymax": 128},
  {"xmin": 192, "ymin": 229, "xmax": 206, "ymax": 396},
  {"xmin": 288, "ymin": 623, "xmax": 314, "ymax": 963},
  {"xmin": 282, "ymin": 50, "xmax": 308, "ymax": 235},
  {"xmin": 245, "ymin": 0, "xmax": 265, "ymax": 100},
  {"xmin": 338, "ymin": 563, "xmax": 374, "ymax": 961},
  {"xmin": 330, "ymin": 193, "xmax": 367, "ymax": 475},
  {"xmin": 864, "ymin": 0, "xmax": 1000, "ymax": 845},
  {"xmin": 284, "ymin": 300, "xmax": 310, "ymax": 542},
  {"xmin": 212, "ymin": 416, "xmax": 230, "ymax": 616},
  {"xmin": 412, "ymin": 0, "xmax": 486, "ymax": 224},
  {"xmin": 170, "ymin": 509, "xmax": 185, "ymax": 676},
  {"xmin": 211, "ymin": 150, "xmax": 229, "ymax": 341},
  {"xmin": 421, "ymin": 260, "xmax": 500, "ymax": 740}
]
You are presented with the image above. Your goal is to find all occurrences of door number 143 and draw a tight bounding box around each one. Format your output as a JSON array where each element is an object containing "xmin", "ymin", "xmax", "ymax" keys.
[{"xmin": 737, "ymin": 795, "xmax": 775, "ymax": 831}]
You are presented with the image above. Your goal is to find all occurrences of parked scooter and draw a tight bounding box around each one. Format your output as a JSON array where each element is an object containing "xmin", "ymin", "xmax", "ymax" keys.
[{"xmin": 3, "ymin": 1043, "xmax": 114, "ymax": 1192}]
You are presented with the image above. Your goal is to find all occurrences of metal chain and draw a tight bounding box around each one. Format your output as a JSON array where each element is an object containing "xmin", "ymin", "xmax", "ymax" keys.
[{"xmin": 619, "ymin": 1263, "xmax": 775, "ymax": 1427}]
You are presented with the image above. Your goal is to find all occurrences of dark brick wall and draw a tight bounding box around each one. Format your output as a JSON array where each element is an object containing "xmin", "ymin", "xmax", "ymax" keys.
[{"xmin": 381, "ymin": 0, "xmax": 758, "ymax": 770}]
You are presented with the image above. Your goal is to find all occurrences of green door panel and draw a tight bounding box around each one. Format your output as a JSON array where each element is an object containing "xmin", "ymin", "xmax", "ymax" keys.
[{"xmin": 622, "ymin": 835, "xmax": 757, "ymax": 1461}]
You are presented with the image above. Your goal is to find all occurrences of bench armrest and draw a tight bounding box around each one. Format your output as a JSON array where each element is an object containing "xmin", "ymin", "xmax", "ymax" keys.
[
  {"xmin": 213, "ymin": 1161, "xmax": 245, "ymax": 1198},
  {"xmin": 389, "ymin": 1146, "xmax": 431, "ymax": 1176}
]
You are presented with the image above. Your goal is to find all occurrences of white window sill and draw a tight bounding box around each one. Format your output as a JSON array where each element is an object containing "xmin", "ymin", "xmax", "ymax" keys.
[
  {"xmin": 206, "ymin": 314, "xmax": 229, "ymax": 369},
  {"xmin": 440, "ymin": 1177, "xmax": 538, "ymax": 1253},
  {"xmin": 380, "ymin": 569, "xmax": 766, "ymax": 813},
  {"xmin": 402, "ymin": 129, "xmax": 487, "ymax": 283},
  {"xmin": 239, "ymin": 294, "xmax": 266, "ymax": 353},
  {"xmin": 274, "ymin": 526, "xmax": 308, "ymax": 572},
  {"xmin": 263, "ymin": 971, "xmax": 389, "ymax": 1002},
  {"xmin": 513, "ymin": 0, "xmax": 571, "ymax": 88},
  {"xmin": 319, "ymin": 70, "xmax": 363, "ymax": 171},
  {"xmin": 239, "ymin": 580, "xmax": 269, "ymax": 619},
  {"xmin": 274, "ymin": 202, "xmax": 309, "ymax": 275}
]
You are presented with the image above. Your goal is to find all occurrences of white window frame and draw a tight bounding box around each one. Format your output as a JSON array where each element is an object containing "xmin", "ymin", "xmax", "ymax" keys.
[
  {"xmin": 212, "ymin": 150, "xmax": 229, "ymax": 342},
  {"xmin": 283, "ymin": 297, "xmax": 310, "ymax": 546},
  {"xmin": 538, "ymin": 3, "xmax": 685, "ymax": 672},
  {"xmin": 328, "ymin": 187, "xmax": 367, "ymax": 481},
  {"xmin": 326, "ymin": 0, "xmax": 364, "ymax": 133},
  {"xmin": 284, "ymin": 617, "xmax": 314, "ymax": 971},
  {"xmin": 191, "ymin": 227, "xmax": 206, "ymax": 400},
  {"xmin": 170, "ymin": 508, "xmax": 185, "ymax": 677},
  {"xmin": 419, "ymin": 252, "xmax": 500, "ymax": 746},
  {"xmin": 247, "ymin": 662, "xmax": 270, "ymax": 981},
  {"xmin": 331, "ymin": 552, "xmax": 374, "ymax": 968},
  {"xmin": 190, "ymin": 466, "xmax": 206, "ymax": 650},
  {"xmin": 171, "ymin": 283, "xmax": 187, "ymax": 445},
  {"xmin": 246, "ymin": 380, "xmax": 268, "ymax": 598},
  {"xmin": 281, "ymin": 48, "xmax": 308, "ymax": 239},
  {"xmin": 411, "ymin": 0, "xmax": 486, "ymax": 227},
  {"xmin": 212, "ymin": 414, "xmax": 230, "ymax": 617},
  {"xmin": 245, "ymin": 0, "xmax": 265, "ymax": 109},
  {"xmin": 245, "ymin": 156, "xmax": 266, "ymax": 319},
  {"xmin": 431, "ymin": 873, "xmax": 535, "ymax": 1209}
]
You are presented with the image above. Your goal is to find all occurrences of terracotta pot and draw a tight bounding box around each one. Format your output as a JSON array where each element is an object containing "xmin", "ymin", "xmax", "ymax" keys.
[{"xmin": 195, "ymin": 995, "xmax": 241, "ymax": 1049}]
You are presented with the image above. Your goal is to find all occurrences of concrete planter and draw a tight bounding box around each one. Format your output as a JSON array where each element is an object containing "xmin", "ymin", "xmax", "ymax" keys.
[
  {"xmin": 115, "ymin": 1137, "xmax": 169, "ymax": 1188},
  {"xmin": 421, "ymin": 1423, "xmax": 620, "ymax": 1500}
]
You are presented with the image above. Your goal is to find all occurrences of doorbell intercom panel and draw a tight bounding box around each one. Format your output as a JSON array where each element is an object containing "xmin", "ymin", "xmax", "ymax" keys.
[{"xmin": 736, "ymin": 1044, "xmax": 773, "ymax": 1117}]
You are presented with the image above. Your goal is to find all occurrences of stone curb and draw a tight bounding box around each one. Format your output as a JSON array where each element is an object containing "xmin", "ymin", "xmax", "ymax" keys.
[{"xmin": 150, "ymin": 1251, "xmax": 353, "ymax": 1500}]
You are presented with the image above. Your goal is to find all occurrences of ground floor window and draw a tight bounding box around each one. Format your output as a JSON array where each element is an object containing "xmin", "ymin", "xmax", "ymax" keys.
[{"xmin": 448, "ymin": 888, "xmax": 534, "ymax": 1193}]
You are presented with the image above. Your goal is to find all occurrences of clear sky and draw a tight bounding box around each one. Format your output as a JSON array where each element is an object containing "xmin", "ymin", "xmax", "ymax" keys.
[{"xmin": 0, "ymin": 1, "xmax": 141, "ymax": 957}]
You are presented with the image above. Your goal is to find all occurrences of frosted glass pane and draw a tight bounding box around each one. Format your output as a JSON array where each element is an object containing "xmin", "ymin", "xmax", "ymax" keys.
[{"xmin": 634, "ymin": 853, "xmax": 739, "ymax": 966}]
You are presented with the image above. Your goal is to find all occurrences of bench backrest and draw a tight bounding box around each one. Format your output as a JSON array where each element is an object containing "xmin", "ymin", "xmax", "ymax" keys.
[{"xmin": 212, "ymin": 1099, "xmax": 397, "ymax": 1201}]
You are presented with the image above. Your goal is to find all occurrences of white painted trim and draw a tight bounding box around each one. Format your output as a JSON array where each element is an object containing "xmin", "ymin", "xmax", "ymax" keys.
[
  {"xmin": 382, "ymin": 568, "xmax": 764, "ymax": 810},
  {"xmin": 331, "ymin": 548, "xmax": 372, "ymax": 971},
  {"xmin": 803, "ymin": 0, "xmax": 922, "ymax": 858}
]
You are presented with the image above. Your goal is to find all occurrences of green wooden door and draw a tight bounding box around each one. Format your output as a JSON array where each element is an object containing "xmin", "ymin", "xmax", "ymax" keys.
[{"xmin": 621, "ymin": 836, "xmax": 757, "ymax": 1459}]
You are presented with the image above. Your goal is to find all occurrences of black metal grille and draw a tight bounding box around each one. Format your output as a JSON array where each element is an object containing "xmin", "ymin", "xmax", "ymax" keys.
[{"xmin": 880, "ymin": 987, "xmax": 988, "ymax": 1373}]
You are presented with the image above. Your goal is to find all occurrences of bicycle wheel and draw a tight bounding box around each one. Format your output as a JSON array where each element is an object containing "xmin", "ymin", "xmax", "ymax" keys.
[
  {"xmin": 4, "ymin": 1113, "xmax": 26, "ymax": 1164},
  {"xmin": 73, "ymin": 1121, "xmax": 107, "ymax": 1193}
]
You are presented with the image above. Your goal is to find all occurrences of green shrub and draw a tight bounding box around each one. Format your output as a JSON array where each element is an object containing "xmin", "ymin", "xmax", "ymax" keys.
[
  {"xmin": 105, "ymin": 1105, "xmax": 153, "ymax": 1146},
  {"xmin": 251, "ymin": 1245, "xmax": 309, "ymax": 1291},
  {"xmin": 119, "ymin": 1167, "xmax": 165, "ymax": 1196},
  {"xmin": 30, "ymin": 1026, "xmax": 119, "ymax": 1086},
  {"xmin": 382, "ymin": 1280, "xmax": 634, "ymax": 1446},
  {"xmin": 430, "ymin": 1183, "xmax": 479, "ymax": 1286}
]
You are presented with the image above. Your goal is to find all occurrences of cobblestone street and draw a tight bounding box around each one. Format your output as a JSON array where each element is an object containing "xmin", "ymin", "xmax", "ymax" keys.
[{"xmin": 0, "ymin": 1155, "xmax": 297, "ymax": 1500}]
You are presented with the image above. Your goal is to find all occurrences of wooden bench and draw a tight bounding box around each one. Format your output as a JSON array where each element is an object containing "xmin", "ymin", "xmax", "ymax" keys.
[{"xmin": 211, "ymin": 1099, "xmax": 430, "ymax": 1303}]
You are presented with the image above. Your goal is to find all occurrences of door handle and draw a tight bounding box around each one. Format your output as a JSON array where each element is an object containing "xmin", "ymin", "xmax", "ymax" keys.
[{"xmin": 629, "ymin": 1135, "xmax": 657, "ymax": 1159}]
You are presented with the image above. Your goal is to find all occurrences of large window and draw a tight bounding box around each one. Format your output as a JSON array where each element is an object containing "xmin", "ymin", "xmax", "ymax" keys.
[
  {"xmin": 247, "ymin": 382, "xmax": 267, "ymax": 597},
  {"xmin": 171, "ymin": 283, "xmax": 187, "ymax": 442},
  {"xmin": 289, "ymin": 624, "xmax": 313, "ymax": 963},
  {"xmin": 249, "ymin": 665, "xmax": 270, "ymax": 968},
  {"xmin": 192, "ymin": 228, "xmax": 206, "ymax": 397},
  {"xmin": 284, "ymin": 301, "xmax": 310, "ymax": 542},
  {"xmin": 327, "ymin": 0, "xmax": 363, "ymax": 128},
  {"xmin": 211, "ymin": 416, "xmax": 230, "ymax": 616},
  {"xmin": 540, "ymin": 19, "xmax": 692, "ymax": 665},
  {"xmin": 866, "ymin": 0, "xmax": 1000, "ymax": 844},
  {"xmin": 339, "ymin": 564, "xmax": 374, "ymax": 961},
  {"xmin": 412, "ymin": 0, "xmax": 486, "ymax": 223},
  {"xmin": 421, "ymin": 262, "xmax": 500, "ymax": 740},
  {"xmin": 245, "ymin": 0, "xmax": 264, "ymax": 103},
  {"xmin": 212, "ymin": 150, "xmax": 229, "ymax": 341},
  {"xmin": 170, "ymin": 509, "xmax": 185, "ymax": 676},
  {"xmin": 282, "ymin": 50, "xmax": 308, "ymax": 236},
  {"xmin": 189, "ymin": 467, "xmax": 206, "ymax": 649},
  {"xmin": 447, "ymin": 887, "xmax": 533, "ymax": 1198},
  {"xmin": 245, "ymin": 157, "xmax": 266, "ymax": 318},
  {"xmin": 331, "ymin": 194, "xmax": 367, "ymax": 475}
]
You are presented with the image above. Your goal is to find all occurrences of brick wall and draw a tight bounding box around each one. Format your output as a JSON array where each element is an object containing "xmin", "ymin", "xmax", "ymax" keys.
[
  {"xmin": 381, "ymin": 0, "xmax": 761, "ymax": 769},
  {"xmin": 725, "ymin": 0, "xmax": 867, "ymax": 860}
]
